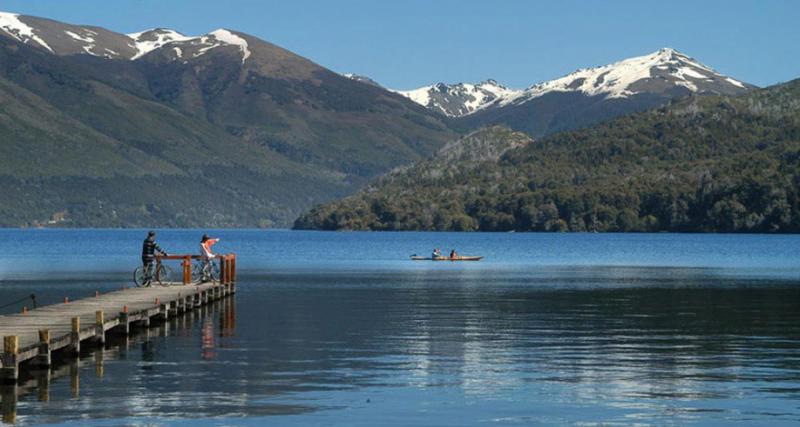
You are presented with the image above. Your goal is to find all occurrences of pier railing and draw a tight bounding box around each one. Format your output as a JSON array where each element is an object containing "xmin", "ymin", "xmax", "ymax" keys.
[{"xmin": 156, "ymin": 253, "xmax": 237, "ymax": 285}]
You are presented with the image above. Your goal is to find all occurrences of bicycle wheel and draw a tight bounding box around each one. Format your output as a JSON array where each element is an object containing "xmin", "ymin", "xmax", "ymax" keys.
[
  {"xmin": 209, "ymin": 262, "xmax": 220, "ymax": 283},
  {"xmin": 133, "ymin": 267, "xmax": 144, "ymax": 287},
  {"xmin": 191, "ymin": 262, "xmax": 204, "ymax": 283},
  {"xmin": 133, "ymin": 266, "xmax": 153, "ymax": 288},
  {"xmin": 156, "ymin": 264, "xmax": 174, "ymax": 286}
]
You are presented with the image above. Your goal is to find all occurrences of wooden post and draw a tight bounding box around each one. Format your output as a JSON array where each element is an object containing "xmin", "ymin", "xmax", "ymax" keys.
[
  {"xmin": 68, "ymin": 317, "xmax": 80, "ymax": 354},
  {"xmin": 224, "ymin": 256, "xmax": 230, "ymax": 284},
  {"xmin": 3, "ymin": 337, "xmax": 18, "ymax": 356},
  {"xmin": 119, "ymin": 310, "xmax": 130, "ymax": 335},
  {"xmin": 1, "ymin": 383, "xmax": 17, "ymax": 423},
  {"xmin": 185, "ymin": 256, "xmax": 192, "ymax": 285},
  {"xmin": 94, "ymin": 350, "xmax": 104, "ymax": 379},
  {"xmin": 95, "ymin": 310, "xmax": 105, "ymax": 345},
  {"xmin": 158, "ymin": 303, "xmax": 169, "ymax": 321},
  {"xmin": 1, "ymin": 336, "xmax": 19, "ymax": 383},
  {"xmin": 36, "ymin": 369, "xmax": 51, "ymax": 402},
  {"xmin": 32, "ymin": 330, "xmax": 51, "ymax": 367},
  {"xmin": 69, "ymin": 360, "xmax": 79, "ymax": 398},
  {"xmin": 220, "ymin": 256, "xmax": 227, "ymax": 284},
  {"xmin": 169, "ymin": 300, "xmax": 179, "ymax": 317},
  {"xmin": 141, "ymin": 313, "xmax": 151, "ymax": 328}
]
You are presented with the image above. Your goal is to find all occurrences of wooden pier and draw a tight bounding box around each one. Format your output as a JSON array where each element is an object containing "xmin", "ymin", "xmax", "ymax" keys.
[{"xmin": 0, "ymin": 254, "xmax": 237, "ymax": 384}]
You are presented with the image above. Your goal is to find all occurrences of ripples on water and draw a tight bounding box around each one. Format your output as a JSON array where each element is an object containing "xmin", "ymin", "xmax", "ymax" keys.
[{"xmin": 0, "ymin": 231, "xmax": 799, "ymax": 425}]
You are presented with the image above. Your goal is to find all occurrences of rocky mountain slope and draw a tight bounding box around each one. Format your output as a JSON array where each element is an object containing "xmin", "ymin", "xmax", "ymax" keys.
[
  {"xmin": 0, "ymin": 11, "xmax": 455, "ymax": 227},
  {"xmin": 295, "ymin": 79, "xmax": 800, "ymax": 232}
]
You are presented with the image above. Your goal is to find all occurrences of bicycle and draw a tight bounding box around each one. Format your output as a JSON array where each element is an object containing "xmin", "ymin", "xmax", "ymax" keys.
[
  {"xmin": 192, "ymin": 258, "xmax": 219, "ymax": 284},
  {"xmin": 133, "ymin": 261, "xmax": 174, "ymax": 287}
]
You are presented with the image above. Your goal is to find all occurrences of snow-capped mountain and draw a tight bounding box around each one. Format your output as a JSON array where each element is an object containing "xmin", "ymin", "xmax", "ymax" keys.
[
  {"xmin": 497, "ymin": 48, "xmax": 749, "ymax": 108},
  {"xmin": 394, "ymin": 80, "xmax": 519, "ymax": 117},
  {"xmin": 0, "ymin": 11, "xmax": 251, "ymax": 64},
  {"xmin": 398, "ymin": 48, "xmax": 751, "ymax": 119}
]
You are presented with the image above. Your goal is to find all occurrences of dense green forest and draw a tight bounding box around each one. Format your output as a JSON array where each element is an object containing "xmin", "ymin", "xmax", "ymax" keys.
[{"xmin": 294, "ymin": 79, "xmax": 800, "ymax": 232}]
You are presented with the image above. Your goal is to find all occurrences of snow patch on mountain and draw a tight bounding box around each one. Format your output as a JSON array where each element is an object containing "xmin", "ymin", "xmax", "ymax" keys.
[
  {"xmin": 64, "ymin": 29, "xmax": 110, "ymax": 57},
  {"xmin": 400, "ymin": 85, "xmax": 432, "ymax": 107},
  {"xmin": 127, "ymin": 28, "xmax": 191, "ymax": 59},
  {"xmin": 127, "ymin": 27, "xmax": 250, "ymax": 64},
  {"xmin": 0, "ymin": 12, "xmax": 53, "ymax": 52},
  {"xmin": 726, "ymin": 77, "xmax": 745, "ymax": 88},
  {"xmin": 64, "ymin": 30, "xmax": 93, "ymax": 43},
  {"xmin": 207, "ymin": 29, "xmax": 250, "ymax": 64}
]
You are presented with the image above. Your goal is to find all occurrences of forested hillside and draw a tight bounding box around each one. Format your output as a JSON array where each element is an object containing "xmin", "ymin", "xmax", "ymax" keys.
[
  {"xmin": 0, "ymin": 13, "xmax": 454, "ymax": 227},
  {"xmin": 295, "ymin": 79, "xmax": 800, "ymax": 232}
]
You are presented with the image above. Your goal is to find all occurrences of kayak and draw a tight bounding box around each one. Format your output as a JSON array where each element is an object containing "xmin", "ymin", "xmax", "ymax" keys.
[{"xmin": 410, "ymin": 256, "xmax": 483, "ymax": 261}]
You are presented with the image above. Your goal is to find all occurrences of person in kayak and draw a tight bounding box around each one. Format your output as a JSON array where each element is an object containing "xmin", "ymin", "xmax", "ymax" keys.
[
  {"xmin": 200, "ymin": 234, "xmax": 220, "ymax": 281},
  {"xmin": 450, "ymin": 249, "xmax": 459, "ymax": 260},
  {"xmin": 432, "ymin": 248, "xmax": 442, "ymax": 259},
  {"xmin": 141, "ymin": 231, "xmax": 168, "ymax": 275}
]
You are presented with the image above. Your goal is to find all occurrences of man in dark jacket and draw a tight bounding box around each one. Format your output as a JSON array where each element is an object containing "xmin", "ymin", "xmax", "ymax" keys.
[{"xmin": 142, "ymin": 231, "xmax": 168, "ymax": 272}]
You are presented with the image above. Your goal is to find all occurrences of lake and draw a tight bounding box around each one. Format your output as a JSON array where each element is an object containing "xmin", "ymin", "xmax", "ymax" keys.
[{"xmin": 1, "ymin": 230, "xmax": 799, "ymax": 426}]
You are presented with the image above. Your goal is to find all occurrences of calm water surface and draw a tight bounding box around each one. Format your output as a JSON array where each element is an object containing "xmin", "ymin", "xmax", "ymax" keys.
[{"xmin": 0, "ymin": 230, "xmax": 799, "ymax": 426}]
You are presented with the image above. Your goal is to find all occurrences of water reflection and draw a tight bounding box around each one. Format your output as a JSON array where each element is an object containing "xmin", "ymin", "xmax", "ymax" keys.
[
  {"xmin": 2, "ymin": 267, "xmax": 800, "ymax": 425},
  {"xmin": 0, "ymin": 297, "xmax": 243, "ymax": 425}
]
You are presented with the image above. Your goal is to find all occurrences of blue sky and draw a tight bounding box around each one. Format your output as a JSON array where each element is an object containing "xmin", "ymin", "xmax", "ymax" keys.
[{"xmin": 2, "ymin": 0, "xmax": 798, "ymax": 89}]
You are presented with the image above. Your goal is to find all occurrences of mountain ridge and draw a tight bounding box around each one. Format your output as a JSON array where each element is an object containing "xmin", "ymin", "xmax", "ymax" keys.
[
  {"xmin": 0, "ymin": 10, "xmax": 455, "ymax": 227},
  {"xmin": 391, "ymin": 48, "xmax": 753, "ymax": 119}
]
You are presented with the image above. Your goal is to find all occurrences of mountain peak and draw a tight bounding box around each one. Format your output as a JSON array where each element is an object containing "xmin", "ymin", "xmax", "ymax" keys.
[
  {"xmin": 394, "ymin": 79, "xmax": 518, "ymax": 117},
  {"xmin": 128, "ymin": 28, "xmax": 190, "ymax": 59},
  {"xmin": 497, "ymin": 47, "xmax": 750, "ymax": 107}
]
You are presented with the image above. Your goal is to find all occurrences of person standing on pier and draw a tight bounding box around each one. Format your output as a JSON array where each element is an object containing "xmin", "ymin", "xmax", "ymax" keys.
[
  {"xmin": 200, "ymin": 234, "xmax": 220, "ymax": 282},
  {"xmin": 141, "ymin": 231, "xmax": 168, "ymax": 274}
]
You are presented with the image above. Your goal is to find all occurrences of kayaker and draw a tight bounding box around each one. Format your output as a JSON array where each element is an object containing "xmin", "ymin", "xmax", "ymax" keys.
[
  {"xmin": 450, "ymin": 249, "xmax": 459, "ymax": 260},
  {"xmin": 432, "ymin": 248, "xmax": 442, "ymax": 259}
]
